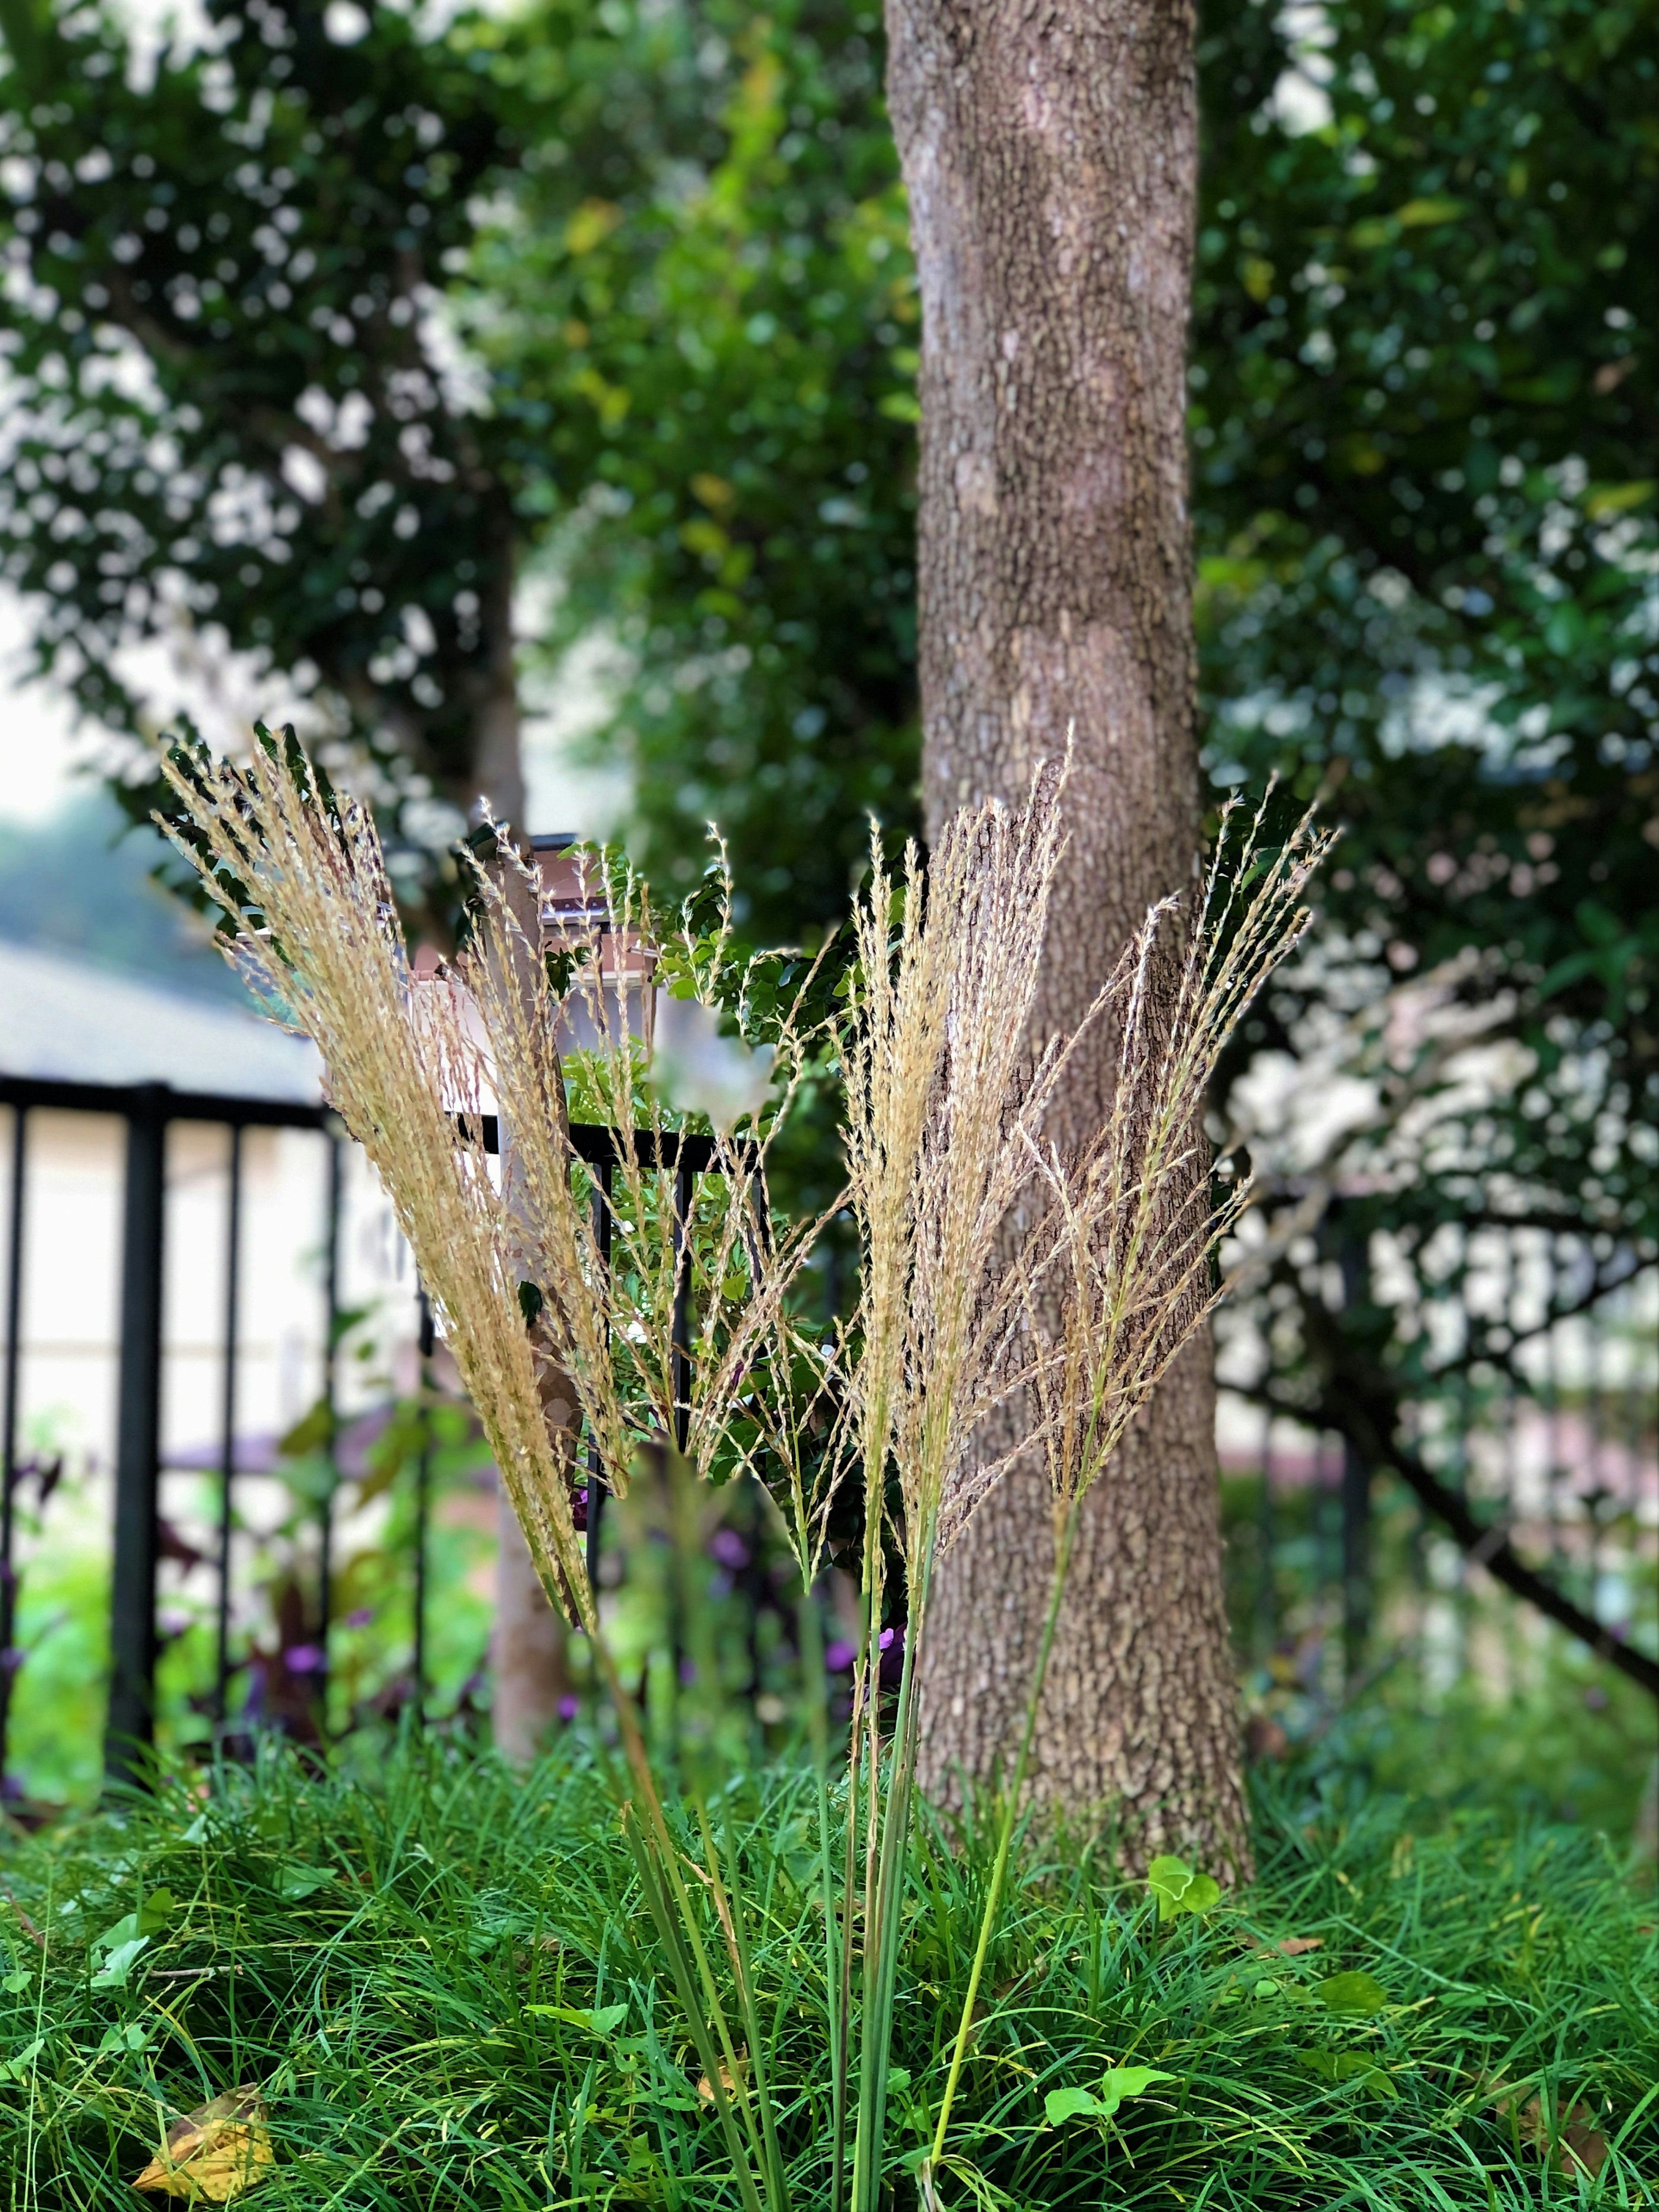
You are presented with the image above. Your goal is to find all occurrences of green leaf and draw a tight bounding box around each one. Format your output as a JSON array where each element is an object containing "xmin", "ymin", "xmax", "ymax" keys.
[
  {"xmin": 279, "ymin": 1400, "xmax": 336, "ymax": 1457},
  {"xmin": 1046, "ymin": 2069, "xmax": 1177, "ymax": 2128},
  {"xmin": 1, "ymin": 1970, "xmax": 31, "ymax": 1995},
  {"xmin": 1096, "ymin": 2066, "xmax": 1179, "ymax": 2120},
  {"xmin": 525, "ymin": 2001, "xmax": 628, "ymax": 2037},
  {"xmin": 1584, "ymin": 480, "xmax": 1654, "ymax": 518},
  {"xmin": 1316, "ymin": 1970, "xmax": 1390, "ymax": 2015},
  {"xmin": 1147, "ymin": 1856, "xmax": 1222, "ymax": 1921},
  {"xmin": 90, "ymin": 1935, "xmax": 150, "ymax": 1990},
  {"xmin": 0, "ymin": 2037, "xmax": 42, "ymax": 2082},
  {"xmin": 276, "ymin": 1865, "xmax": 334, "ymax": 1901},
  {"xmin": 1299, "ymin": 2047, "xmax": 1398, "ymax": 2097},
  {"xmin": 94, "ymin": 1888, "xmax": 174, "ymax": 1957},
  {"xmin": 1045, "ymin": 2085, "xmax": 1105, "ymax": 2126},
  {"xmin": 1395, "ymin": 195, "xmax": 1468, "ymax": 227}
]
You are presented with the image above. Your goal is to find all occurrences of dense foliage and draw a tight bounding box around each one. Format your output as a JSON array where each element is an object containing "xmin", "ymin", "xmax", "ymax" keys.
[
  {"xmin": 0, "ymin": 0, "xmax": 1653, "ymax": 1674},
  {"xmin": 0, "ymin": 1740, "xmax": 1653, "ymax": 2206},
  {"xmin": 469, "ymin": 1, "xmax": 915, "ymax": 927},
  {"xmin": 0, "ymin": 0, "xmax": 523, "ymax": 901}
]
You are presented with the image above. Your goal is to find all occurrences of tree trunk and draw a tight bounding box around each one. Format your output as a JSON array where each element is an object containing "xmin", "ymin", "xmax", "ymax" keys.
[
  {"xmin": 468, "ymin": 508, "xmax": 528, "ymax": 834},
  {"xmin": 493, "ymin": 1487, "xmax": 569, "ymax": 1762},
  {"xmin": 470, "ymin": 619, "xmax": 570, "ymax": 1763},
  {"xmin": 887, "ymin": 0, "xmax": 1250, "ymax": 1871}
]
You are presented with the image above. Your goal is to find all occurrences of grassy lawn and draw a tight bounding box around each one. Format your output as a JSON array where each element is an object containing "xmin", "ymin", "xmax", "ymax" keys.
[{"xmin": 0, "ymin": 1732, "xmax": 1653, "ymax": 2209}]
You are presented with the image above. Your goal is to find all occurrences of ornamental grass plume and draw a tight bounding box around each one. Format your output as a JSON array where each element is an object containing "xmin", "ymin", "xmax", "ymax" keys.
[
  {"xmin": 159, "ymin": 728, "xmax": 830, "ymax": 2212},
  {"xmin": 158, "ymin": 730, "xmax": 593, "ymax": 1634},
  {"xmin": 918, "ymin": 788, "xmax": 1335, "ymax": 2202},
  {"xmin": 456, "ymin": 830, "xmax": 835, "ymax": 1510},
  {"xmin": 159, "ymin": 722, "xmax": 1326, "ymax": 2212}
]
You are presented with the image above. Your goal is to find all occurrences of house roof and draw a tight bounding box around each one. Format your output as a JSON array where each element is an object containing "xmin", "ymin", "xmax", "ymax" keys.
[{"xmin": 0, "ymin": 940, "xmax": 321, "ymax": 1102}]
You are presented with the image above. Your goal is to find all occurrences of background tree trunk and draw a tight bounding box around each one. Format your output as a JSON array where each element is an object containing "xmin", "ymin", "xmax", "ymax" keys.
[
  {"xmin": 480, "ymin": 687, "xmax": 569, "ymax": 1767},
  {"xmin": 886, "ymin": 0, "xmax": 1250, "ymax": 1870},
  {"xmin": 492, "ymin": 1491, "xmax": 569, "ymax": 1762}
]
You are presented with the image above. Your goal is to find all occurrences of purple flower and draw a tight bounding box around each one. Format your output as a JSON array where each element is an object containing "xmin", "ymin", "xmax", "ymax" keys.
[
  {"xmin": 0, "ymin": 1647, "xmax": 23, "ymax": 1677},
  {"xmin": 823, "ymin": 1639, "xmax": 856, "ymax": 1673},
  {"xmin": 708, "ymin": 1529, "xmax": 750, "ymax": 1570},
  {"xmin": 557, "ymin": 1694, "xmax": 580, "ymax": 1721},
  {"xmin": 679, "ymin": 1657, "xmax": 698, "ymax": 1686},
  {"xmin": 878, "ymin": 1627, "xmax": 896, "ymax": 1651},
  {"xmin": 284, "ymin": 1643, "xmax": 325, "ymax": 1674},
  {"xmin": 345, "ymin": 1607, "xmax": 375, "ymax": 1630}
]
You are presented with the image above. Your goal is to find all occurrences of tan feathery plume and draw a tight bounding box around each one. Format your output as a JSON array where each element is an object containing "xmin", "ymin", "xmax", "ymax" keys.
[
  {"xmin": 453, "ymin": 833, "xmax": 841, "ymax": 1529},
  {"xmin": 996, "ymin": 791, "xmax": 1337, "ymax": 1538},
  {"xmin": 156, "ymin": 735, "xmax": 594, "ymax": 1630}
]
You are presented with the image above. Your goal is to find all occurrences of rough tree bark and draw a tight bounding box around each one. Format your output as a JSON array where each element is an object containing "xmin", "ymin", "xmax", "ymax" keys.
[
  {"xmin": 481, "ymin": 702, "xmax": 570, "ymax": 1766},
  {"xmin": 887, "ymin": 0, "xmax": 1250, "ymax": 1870},
  {"xmin": 493, "ymin": 1492, "xmax": 569, "ymax": 1761}
]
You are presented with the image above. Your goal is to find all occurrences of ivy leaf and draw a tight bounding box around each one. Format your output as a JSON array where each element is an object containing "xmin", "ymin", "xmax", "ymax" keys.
[
  {"xmin": 1147, "ymin": 1856, "xmax": 1222, "ymax": 1922},
  {"xmin": 1096, "ymin": 2066, "xmax": 1179, "ymax": 2120},
  {"xmin": 0, "ymin": 2036, "xmax": 43, "ymax": 2082},
  {"xmin": 91, "ymin": 1936, "xmax": 150, "ymax": 1990},
  {"xmin": 1299, "ymin": 2047, "xmax": 1398, "ymax": 2098},
  {"xmin": 1044, "ymin": 2085, "xmax": 1106, "ymax": 2126},
  {"xmin": 92, "ymin": 1888, "xmax": 175, "ymax": 1986},
  {"xmin": 1045, "ymin": 2068, "xmax": 1178, "ymax": 2127}
]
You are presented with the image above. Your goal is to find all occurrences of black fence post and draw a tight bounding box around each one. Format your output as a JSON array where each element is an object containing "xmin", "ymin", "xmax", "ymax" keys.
[
  {"xmin": 1337, "ymin": 1218, "xmax": 1373, "ymax": 1681},
  {"xmin": 413, "ymin": 1287, "xmax": 434, "ymax": 1719},
  {"xmin": 213, "ymin": 1123, "xmax": 243, "ymax": 1725},
  {"xmin": 105, "ymin": 1084, "xmax": 168, "ymax": 1786},
  {"xmin": 0, "ymin": 1106, "xmax": 28, "ymax": 1787},
  {"xmin": 1255, "ymin": 1406, "xmax": 1276, "ymax": 1662},
  {"xmin": 585, "ymin": 1156, "xmax": 613, "ymax": 1595},
  {"xmin": 672, "ymin": 1159, "xmax": 693, "ymax": 1455},
  {"xmin": 316, "ymin": 1131, "xmax": 343, "ymax": 1722}
]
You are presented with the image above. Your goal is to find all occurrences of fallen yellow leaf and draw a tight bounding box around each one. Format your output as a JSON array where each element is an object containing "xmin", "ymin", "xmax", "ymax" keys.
[
  {"xmin": 696, "ymin": 2053, "xmax": 748, "ymax": 2107},
  {"xmin": 131, "ymin": 2085, "xmax": 274, "ymax": 2202}
]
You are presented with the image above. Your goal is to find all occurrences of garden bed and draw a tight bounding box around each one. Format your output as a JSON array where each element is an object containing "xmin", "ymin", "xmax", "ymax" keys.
[{"xmin": 1, "ymin": 1738, "xmax": 1653, "ymax": 2207}]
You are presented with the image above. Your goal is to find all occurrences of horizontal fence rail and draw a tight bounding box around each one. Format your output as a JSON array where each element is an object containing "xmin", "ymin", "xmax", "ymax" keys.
[
  {"xmin": 0, "ymin": 1075, "xmax": 754, "ymax": 1796},
  {"xmin": 1, "ymin": 1074, "xmax": 1653, "ymax": 1808}
]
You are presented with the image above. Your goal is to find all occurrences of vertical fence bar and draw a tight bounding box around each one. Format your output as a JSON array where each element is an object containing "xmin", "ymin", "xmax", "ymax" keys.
[
  {"xmin": 1340, "ymin": 1435, "xmax": 1370, "ymax": 1681},
  {"xmin": 585, "ymin": 1155, "xmax": 613, "ymax": 1595},
  {"xmin": 105, "ymin": 1084, "xmax": 168, "ymax": 1786},
  {"xmin": 671, "ymin": 1157, "xmax": 692, "ymax": 1456},
  {"xmin": 316, "ymin": 1133, "xmax": 343, "ymax": 1718},
  {"xmin": 1337, "ymin": 1221, "xmax": 1371, "ymax": 1680},
  {"xmin": 1588, "ymin": 1276, "xmax": 1608, "ymax": 1623},
  {"xmin": 1545, "ymin": 1234, "xmax": 1564, "ymax": 1574},
  {"xmin": 413, "ymin": 1287, "xmax": 434, "ymax": 1719},
  {"xmin": 213, "ymin": 1122, "xmax": 244, "ymax": 1726},
  {"xmin": 0, "ymin": 1106, "xmax": 27, "ymax": 1786},
  {"xmin": 1255, "ymin": 1405, "xmax": 1276, "ymax": 1661}
]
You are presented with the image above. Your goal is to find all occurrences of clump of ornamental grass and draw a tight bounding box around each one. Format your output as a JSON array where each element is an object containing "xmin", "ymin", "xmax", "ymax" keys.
[
  {"xmin": 158, "ymin": 725, "xmax": 1328, "ymax": 2212},
  {"xmin": 2, "ymin": 1738, "xmax": 1654, "ymax": 2211}
]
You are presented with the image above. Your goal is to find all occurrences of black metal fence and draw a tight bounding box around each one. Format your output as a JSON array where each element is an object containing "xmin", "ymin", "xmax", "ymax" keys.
[
  {"xmin": 1, "ymin": 1076, "xmax": 1653, "ymax": 1803},
  {"xmin": 0, "ymin": 1076, "xmax": 340, "ymax": 1788},
  {"xmin": 1217, "ymin": 1214, "xmax": 1659, "ymax": 1708},
  {"xmin": 0, "ymin": 1079, "xmax": 738, "ymax": 1796}
]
